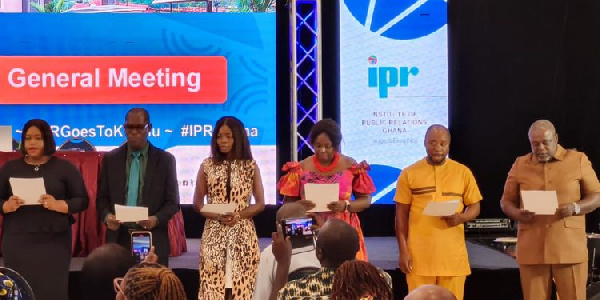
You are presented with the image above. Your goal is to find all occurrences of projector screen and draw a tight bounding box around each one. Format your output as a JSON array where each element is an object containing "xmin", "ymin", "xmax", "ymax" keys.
[
  {"xmin": 0, "ymin": 1, "xmax": 277, "ymax": 204},
  {"xmin": 339, "ymin": 0, "xmax": 448, "ymax": 204}
]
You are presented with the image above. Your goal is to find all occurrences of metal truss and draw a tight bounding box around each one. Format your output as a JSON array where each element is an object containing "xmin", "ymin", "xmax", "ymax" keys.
[{"xmin": 290, "ymin": 0, "xmax": 322, "ymax": 161}]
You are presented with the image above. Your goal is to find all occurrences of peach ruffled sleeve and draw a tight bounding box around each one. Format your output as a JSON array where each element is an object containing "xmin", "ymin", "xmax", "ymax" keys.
[
  {"xmin": 349, "ymin": 161, "xmax": 376, "ymax": 195},
  {"xmin": 277, "ymin": 162, "xmax": 303, "ymax": 197}
]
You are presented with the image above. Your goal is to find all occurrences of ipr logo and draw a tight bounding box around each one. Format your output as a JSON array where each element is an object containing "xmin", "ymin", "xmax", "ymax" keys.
[
  {"xmin": 343, "ymin": 0, "xmax": 447, "ymax": 41},
  {"xmin": 367, "ymin": 57, "xmax": 419, "ymax": 98}
]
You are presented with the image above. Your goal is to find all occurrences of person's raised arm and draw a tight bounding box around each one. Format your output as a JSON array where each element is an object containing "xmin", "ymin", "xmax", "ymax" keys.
[{"xmin": 269, "ymin": 224, "xmax": 292, "ymax": 300}]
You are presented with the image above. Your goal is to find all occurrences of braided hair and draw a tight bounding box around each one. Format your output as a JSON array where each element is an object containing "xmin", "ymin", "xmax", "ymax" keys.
[
  {"xmin": 330, "ymin": 260, "xmax": 392, "ymax": 300},
  {"xmin": 123, "ymin": 262, "xmax": 186, "ymax": 300}
]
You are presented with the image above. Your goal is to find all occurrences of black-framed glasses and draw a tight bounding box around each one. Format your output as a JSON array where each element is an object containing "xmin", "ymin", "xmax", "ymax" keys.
[{"xmin": 124, "ymin": 123, "xmax": 149, "ymax": 132}]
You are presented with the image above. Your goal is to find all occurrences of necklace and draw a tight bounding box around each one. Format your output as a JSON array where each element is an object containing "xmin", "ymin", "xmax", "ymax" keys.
[
  {"xmin": 25, "ymin": 156, "xmax": 46, "ymax": 172},
  {"xmin": 313, "ymin": 152, "xmax": 340, "ymax": 173}
]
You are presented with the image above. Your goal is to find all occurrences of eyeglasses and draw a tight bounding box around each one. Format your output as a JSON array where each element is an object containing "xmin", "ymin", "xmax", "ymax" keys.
[
  {"xmin": 113, "ymin": 277, "xmax": 124, "ymax": 294},
  {"xmin": 124, "ymin": 123, "xmax": 149, "ymax": 132}
]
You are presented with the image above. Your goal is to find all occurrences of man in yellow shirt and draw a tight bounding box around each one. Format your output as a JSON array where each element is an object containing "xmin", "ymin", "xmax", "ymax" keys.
[{"xmin": 394, "ymin": 124, "xmax": 482, "ymax": 300}]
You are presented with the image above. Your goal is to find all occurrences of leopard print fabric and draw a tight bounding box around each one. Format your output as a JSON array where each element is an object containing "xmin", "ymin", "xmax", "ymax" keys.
[{"xmin": 198, "ymin": 158, "xmax": 260, "ymax": 300}]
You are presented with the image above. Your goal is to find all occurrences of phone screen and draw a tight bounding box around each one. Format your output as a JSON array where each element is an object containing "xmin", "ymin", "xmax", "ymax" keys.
[
  {"xmin": 281, "ymin": 217, "xmax": 315, "ymax": 238},
  {"xmin": 131, "ymin": 231, "xmax": 152, "ymax": 263}
]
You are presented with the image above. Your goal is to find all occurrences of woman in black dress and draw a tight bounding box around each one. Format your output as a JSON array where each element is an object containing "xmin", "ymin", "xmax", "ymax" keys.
[{"xmin": 0, "ymin": 119, "xmax": 88, "ymax": 300}]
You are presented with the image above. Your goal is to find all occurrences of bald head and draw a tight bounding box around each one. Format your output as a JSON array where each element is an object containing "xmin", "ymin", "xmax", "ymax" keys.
[
  {"xmin": 527, "ymin": 120, "xmax": 558, "ymax": 163},
  {"xmin": 404, "ymin": 285, "xmax": 457, "ymax": 300},
  {"xmin": 425, "ymin": 124, "xmax": 450, "ymax": 141},
  {"xmin": 424, "ymin": 124, "xmax": 450, "ymax": 165},
  {"xmin": 276, "ymin": 203, "xmax": 307, "ymax": 223},
  {"xmin": 316, "ymin": 219, "xmax": 359, "ymax": 267},
  {"xmin": 528, "ymin": 119, "xmax": 556, "ymax": 136},
  {"xmin": 81, "ymin": 243, "xmax": 135, "ymax": 300}
]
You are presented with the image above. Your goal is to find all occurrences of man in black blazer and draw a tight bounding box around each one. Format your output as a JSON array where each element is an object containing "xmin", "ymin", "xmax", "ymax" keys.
[{"xmin": 97, "ymin": 108, "xmax": 179, "ymax": 266}]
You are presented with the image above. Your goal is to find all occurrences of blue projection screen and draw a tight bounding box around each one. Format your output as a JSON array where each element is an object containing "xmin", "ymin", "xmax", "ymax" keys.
[
  {"xmin": 339, "ymin": 0, "xmax": 449, "ymax": 204},
  {"xmin": 0, "ymin": 3, "xmax": 277, "ymax": 204}
]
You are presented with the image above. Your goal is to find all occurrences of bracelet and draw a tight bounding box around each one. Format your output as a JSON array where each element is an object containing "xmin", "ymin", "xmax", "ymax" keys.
[{"xmin": 344, "ymin": 200, "xmax": 351, "ymax": 212}]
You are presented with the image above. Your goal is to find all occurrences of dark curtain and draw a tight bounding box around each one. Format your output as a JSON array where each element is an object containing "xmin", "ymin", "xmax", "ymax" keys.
[{"xmin": 448, "ymin": 0, "xmax": 600, "ymax": 229}]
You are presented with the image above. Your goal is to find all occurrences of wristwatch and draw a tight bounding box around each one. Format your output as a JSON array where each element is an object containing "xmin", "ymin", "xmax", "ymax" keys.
[
  {"xmin": 344, "ymin": 200, "xmax": 351, "ymax": 212},
  {"xmin": 572, "ymin": 202, "xmax": 581, "ymax": 215}
]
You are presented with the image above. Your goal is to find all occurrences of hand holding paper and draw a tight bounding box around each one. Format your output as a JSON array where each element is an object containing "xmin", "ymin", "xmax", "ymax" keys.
[
  {"xmin": 520, "ymin": 190, "xmax": 558, "ymax": 215},
  {"xmin": 115, "ymin": 204, "xmax": 149, "ymax": 223},
  {"xmin": 2, "ymin": 195, "xmax": 25, "ymax": 214},
  {"xmin": 200, "ymin": 203, "xmax": 236, "ymax": 215},
  {"xmin": 423, "ymin": 200, "xmax": 460, "ymax": 217},
  {"xmin": 9, "ymin": 177, "xmax": 46, "ymax": 205},
  {"xmin": 304, "ymin": 183, "xmax": 339, "ymax": 212}
]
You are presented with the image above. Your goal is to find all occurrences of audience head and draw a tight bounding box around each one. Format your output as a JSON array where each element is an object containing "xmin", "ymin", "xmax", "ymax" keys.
[
  {"xmin": 20, "ymin": 119, "xmax": 56, "ymax": 157},
  {"xmin": 330, "ymin": 260, "xmax": 392, "ymax": 300},
  {"xmin": 528, "ymin": 119, "xmax": 558, "ymax": 163},
  {"xmin": 210, "ymin": 116, "xmax": 253, "ymax": 163},
  {"xmin": 424, "ymin": 124, "xmax": 450, "ymax": 165},
  {"xmin": 124, "ymin": 108, "xmax": 151, "ymax": 151},
  {"xmin": 81, "ymin": 243, "xmax": 136, "ymax": 300},
  {"xmin": 315, "ymin": 219, "xmax": 359, "ymax": 267},
  {"xmin": 116, "ymin": 262, "xmax": 186, "ymax": 300},
  {"xmin": 276, "ymin": 202, "xmax": 307, "ymax": 223},
  {"xmin": 404, "ymin": 284, "xmax": 457, "ymax": 300}
]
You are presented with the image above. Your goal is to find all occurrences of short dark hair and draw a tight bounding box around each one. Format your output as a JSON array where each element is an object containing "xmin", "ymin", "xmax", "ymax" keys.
[
  {"xmin": 210, "ymin": 116, "xmax": 253, "ymax": 163},
  {"xmin": 20, "ymin": 119, "xmax": 56, "ymax": 156},
  {"xmin": 316, "ymin": 219, "xmax": 359, "ymax": 267},
  {"xmin": 125, "ymin": 108, "xmax": 151, "ymax": 124},
  {"xmin": 309, "ymin": 119, "xmax": 342, "ymax": 150},
  {"xmin": 80, "ymin": 244, "xmax": 136, "ymax": 300}
]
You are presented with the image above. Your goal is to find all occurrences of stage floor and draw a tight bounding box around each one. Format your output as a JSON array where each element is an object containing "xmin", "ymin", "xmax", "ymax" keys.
[
  {"xmin": 0, "ymin": 237, "xmax": 522, "ymax": 300},
  {"xmin": 55, "ymin": 237, "xmax": 519, "ymax": 271}
]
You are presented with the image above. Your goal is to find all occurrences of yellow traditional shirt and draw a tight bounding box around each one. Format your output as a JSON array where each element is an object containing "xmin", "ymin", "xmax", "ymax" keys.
[{"xmin": 394, "ymin": 158, "xmax": 483, "ymax": 276}]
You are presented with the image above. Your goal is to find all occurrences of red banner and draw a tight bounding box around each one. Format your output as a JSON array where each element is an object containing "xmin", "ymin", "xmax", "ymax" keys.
[{"xmin": 0, "ymin": 56, "xmax": 227, "ymax": 104}]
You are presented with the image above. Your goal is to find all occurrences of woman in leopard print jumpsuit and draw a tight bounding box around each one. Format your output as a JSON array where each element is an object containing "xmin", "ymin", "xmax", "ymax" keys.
[{"xmin": 193, "ymin": 116, "xmax": 266, "ymax": 300}]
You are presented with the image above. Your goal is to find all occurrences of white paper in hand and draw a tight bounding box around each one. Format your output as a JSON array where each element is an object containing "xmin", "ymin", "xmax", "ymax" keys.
[
  {"xmin": 520, "ymin": 190, "xmax": 558, "ymax": 215},
  {"xmin": 9, "ymin": 177, "xmax": 46, "ymax": 205},
  {"xmin": 0, "ymin": 126, "xmax": 12, "ymax": 152},
  {"xmin": 304, "ymin": 183, "xmax": 339, "ymax": 212},
  {"xmin": 200, "ymin": 203, "xmax": 236, "ymax": 214},
  {"xmin": 423, "ymin": 200, "xmax": 461, "ymax": 216},
  {"xmin": 115, "ymin": 204, "xmax": 149, "ymax": 222}
]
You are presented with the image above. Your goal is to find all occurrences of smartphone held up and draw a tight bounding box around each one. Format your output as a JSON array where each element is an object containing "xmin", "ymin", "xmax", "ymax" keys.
[{"xmin": 131, "ymin": 231, "xmax": 152, "ymax": 263}]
